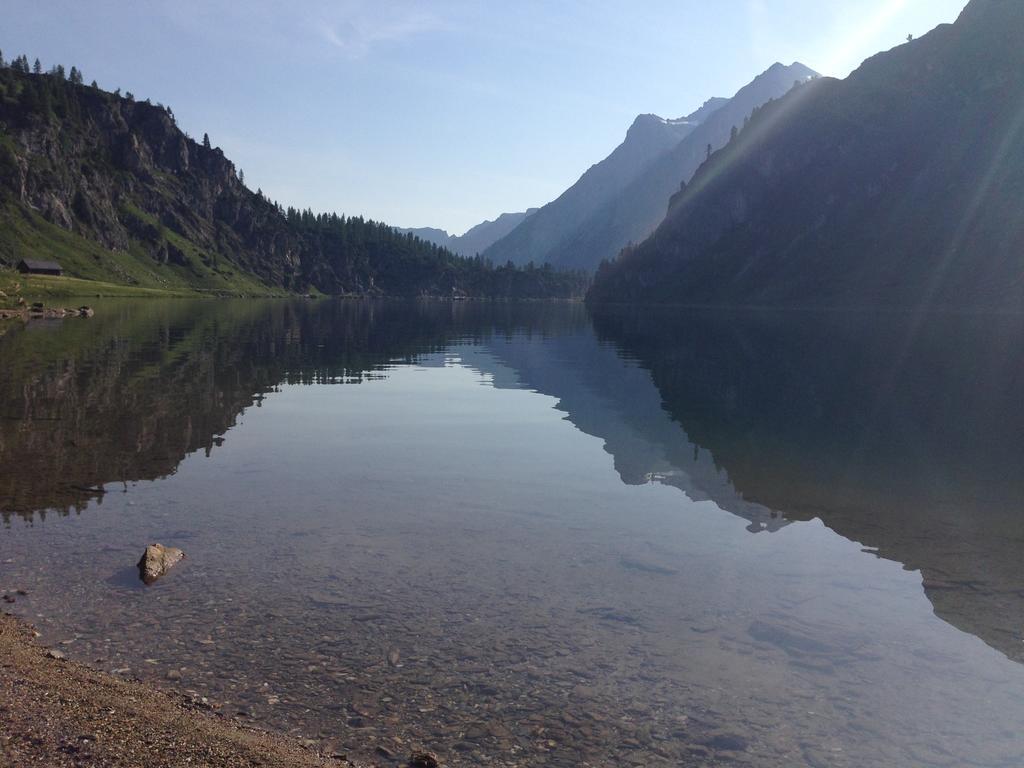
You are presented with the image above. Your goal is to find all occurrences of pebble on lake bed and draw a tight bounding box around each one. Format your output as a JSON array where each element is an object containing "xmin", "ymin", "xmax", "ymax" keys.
[{"xmin": 137, "ymin": 544, "xmax": 186, "ymax": 585}]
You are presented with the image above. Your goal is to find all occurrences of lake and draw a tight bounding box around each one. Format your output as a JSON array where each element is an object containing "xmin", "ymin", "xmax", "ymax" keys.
[{"xmin": 2, "ymin": 299, "xmax": 1024, "ymax": 767}]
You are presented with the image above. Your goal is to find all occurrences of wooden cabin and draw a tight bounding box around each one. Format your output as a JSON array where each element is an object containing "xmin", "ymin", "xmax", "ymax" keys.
[{"xmin": 16, "ymin": 259, "xmax": 63, "ymax": 276}]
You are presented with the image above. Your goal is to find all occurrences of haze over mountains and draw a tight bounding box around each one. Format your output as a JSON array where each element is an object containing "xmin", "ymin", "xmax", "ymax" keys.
[
  {"xmin": 589, "ymin": 0, "xmax": 1024, "ymax": 308},
  {"xmin": 399, "ymin": 208, "xmax": 538, "ymax": 257},
  {"xmin": 481, "ymin": 62, "xmax": 817, "ymax": 272}
]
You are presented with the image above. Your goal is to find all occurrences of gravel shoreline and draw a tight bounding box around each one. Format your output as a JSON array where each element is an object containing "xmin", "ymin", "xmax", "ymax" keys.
[{"xmin": 0, "ymin": 612, "xmax": 363, "ymax": 767}]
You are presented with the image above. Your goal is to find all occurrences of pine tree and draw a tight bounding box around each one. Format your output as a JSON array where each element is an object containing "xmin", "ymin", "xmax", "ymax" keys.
[
  {"xmin": 706, "ymin": 143, "xmax": 712, "ymax": 161},
  {"xmin": 238, "ymin": 169, "xmax": 245, "ymax": 185},
  {"xmin": 0, "ymin": 50, "xmax": 5, "ymax": 68},
  {"xmin": 203, "ymin": 133, "xmax": 211, "ymax": 149},
  {"xmin": 730, "ymin": 125, "xmax": 738, "ymax": 142},
  {"xmin": 54, "ymin": 64, "xmax": 66, "ymax": 80},
  {"xmin": 69, "ymin": 66, "xmax": 83, "ymax": 85},
  {"xmin": 33, "ymin": 58, "xmax": 41, "ymax": 74},
  {"xmin": 90, "ymin": 80, "xmax": 98, "ymax": 89}
]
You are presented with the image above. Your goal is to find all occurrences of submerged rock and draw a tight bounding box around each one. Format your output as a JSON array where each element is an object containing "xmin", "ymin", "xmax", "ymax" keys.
[
  {"xmin": 409, "ymin": 751, "xmax": 440, "ymax": 768},
  {"xmin": 137, "ymin": 544, "xmax": 185, "ymax": 585}
]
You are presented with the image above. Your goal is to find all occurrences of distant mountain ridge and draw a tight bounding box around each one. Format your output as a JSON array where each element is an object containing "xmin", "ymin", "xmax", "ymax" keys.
[
  {"xmin": 558, "ymin": 62, "xmax": 818, "ymax": 272},
  {"xmin": 483, "ymin": 63, "xmax": 817, "ymax": 272},
  {"xmin": 479, "ymin": 99, "xmax": 723, "ymax": 270},
  {"xmin": 589, "ymin": 0, "xmax": 1024, "ymax": 308},
  {"xmin": 399, "ymin": 208, "xmax": 539, "ymax": 257}
]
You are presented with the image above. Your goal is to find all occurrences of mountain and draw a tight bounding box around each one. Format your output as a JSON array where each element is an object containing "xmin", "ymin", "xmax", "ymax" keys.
[
  {"xmin": 484, "ymin": 62, "xmax": 817, "ymax": 272},
  {"xmin": 398, "ymin": 208, "xmax": 538, "ymax": 257},
  {"xmin": 558, "ymin": 62, "xmax": 817, "ymax": 271},
  {"xmin": 0, "ymin": 63, "xmax": 586, "ymax": 299},
  {"xmin": 398, "ymin": 226, "xmax": 453, "ymax": 250},
  {"xmin": 455, "ymin": 209, "xmax": 539, "ymax": 256},
  {"xmin": 481, "ymin": 98, "xmax": 727, "ymax": 269},
  {"xmin": 589, "ymin": 0, "xmax": 1024, "ymax": 308}
]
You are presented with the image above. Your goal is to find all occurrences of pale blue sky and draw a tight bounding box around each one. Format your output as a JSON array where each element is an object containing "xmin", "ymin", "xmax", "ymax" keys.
[{"xmin": 4, "ymin": 1, "xmax": 967, "ymax": 234}]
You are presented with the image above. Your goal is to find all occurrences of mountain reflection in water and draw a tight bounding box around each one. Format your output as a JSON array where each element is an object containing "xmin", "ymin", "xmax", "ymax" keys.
[
  {"xmin": 589, "ymin": 306, "xmax": 1024, "ymax": 666},
  {"xmin": 0, "ymin": 300, "xmax": 586, "ymax": 520},
  {"xmin": 2, "ymin": 299, "xmax": 1024, "ymax": 767}
]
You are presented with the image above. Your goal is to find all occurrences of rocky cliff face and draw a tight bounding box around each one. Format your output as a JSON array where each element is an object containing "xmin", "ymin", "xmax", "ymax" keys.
[
  {"xmin": 0, "ymin": 75, "xmax": 302, "ymax": 290},
  {"xmin": 589, "ymin": 1, "xmax": 1024, "ymax": 308}
]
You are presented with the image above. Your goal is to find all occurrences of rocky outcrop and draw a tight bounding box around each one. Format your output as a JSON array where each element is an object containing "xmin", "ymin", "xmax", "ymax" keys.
[{"xmin": 0, "ymin": 303, "xmax": 94, "ymax": 321}]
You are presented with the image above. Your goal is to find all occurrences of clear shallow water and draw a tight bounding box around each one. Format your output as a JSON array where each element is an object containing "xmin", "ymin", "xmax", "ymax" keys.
[{"xmin": 2, "ymin": 299, "xmax": 1024, "ymax": 767}]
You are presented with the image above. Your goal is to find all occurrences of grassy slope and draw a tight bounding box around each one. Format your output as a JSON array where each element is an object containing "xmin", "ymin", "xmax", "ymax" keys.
[
  {"xmin": 0, "ymin": 200, "xmax": 280, "ymax": 299},
  {"xmin": 1, "ymin": 273, "xmax": 194, "ymax": 302}
]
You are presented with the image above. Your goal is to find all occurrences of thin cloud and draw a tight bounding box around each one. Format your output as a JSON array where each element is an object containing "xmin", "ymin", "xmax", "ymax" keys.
[{"xmin": 318, "ymin": 4, "xmax": 449, "ymax": 58}]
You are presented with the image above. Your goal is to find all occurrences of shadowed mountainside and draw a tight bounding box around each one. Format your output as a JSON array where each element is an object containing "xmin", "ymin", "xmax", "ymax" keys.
[
  {"xmin": 484, "ymin": 62, "xmax": 816, "ymax": 272},
  {"xmin": 589, "ymin": 0, "xmax": 1024, "ymax": 308},
  {"xmin": 558, "ymin": 62, "xmax": 817, "ymax": 273},
  {"xmin": 480, "ymin": 100, "xmax": 722, "ymax": 270}
]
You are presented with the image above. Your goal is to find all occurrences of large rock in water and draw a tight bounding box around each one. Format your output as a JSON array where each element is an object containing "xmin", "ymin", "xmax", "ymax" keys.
[{"xmin": 137, "ymin": 544, "xmax": 185, "ymax": 584}]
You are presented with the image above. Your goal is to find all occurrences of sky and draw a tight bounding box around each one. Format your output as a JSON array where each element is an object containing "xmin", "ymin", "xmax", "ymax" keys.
[{"xmin": 3, "ymin": 0, "xmax": 968, "ymax": 234}]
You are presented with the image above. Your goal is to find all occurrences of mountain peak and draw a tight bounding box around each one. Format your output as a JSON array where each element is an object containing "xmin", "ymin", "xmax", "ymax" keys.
[
  {"xmin": 626, "ymin": 113, "xmax": 694, "ymax": 138},
  {"xmin": 757, "ymin": 61, "xmax": 819, "ymax": 82}
]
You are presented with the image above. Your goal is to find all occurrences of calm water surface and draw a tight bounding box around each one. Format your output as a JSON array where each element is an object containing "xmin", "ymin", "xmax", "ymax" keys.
[{"xmin": 2, "ymin": 299, "xmax": 1024, "ymax": 767}]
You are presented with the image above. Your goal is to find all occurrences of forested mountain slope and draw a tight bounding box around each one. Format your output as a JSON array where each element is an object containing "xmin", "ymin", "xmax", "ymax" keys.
[{"xmin": 0, "ymin": 61, "xmax": 585, "ymax": 298}]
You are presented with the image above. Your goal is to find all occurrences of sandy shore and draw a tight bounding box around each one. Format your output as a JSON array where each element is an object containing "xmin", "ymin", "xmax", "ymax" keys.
[{"xmin": 0, "ymin": 612, "xmax": 362, "ymax": 767}]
